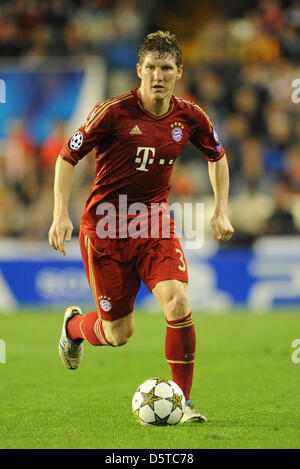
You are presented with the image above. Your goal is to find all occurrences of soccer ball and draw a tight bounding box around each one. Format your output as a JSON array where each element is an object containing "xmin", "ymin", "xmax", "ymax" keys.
[{"xmin": 132, "ymin": 377, "xmax": 186, "ymax": 426}]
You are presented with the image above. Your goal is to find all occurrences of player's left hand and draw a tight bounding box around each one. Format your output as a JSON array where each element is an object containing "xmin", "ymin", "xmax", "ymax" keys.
[
  {"xmin": 48, "ymin": 214, "xmax": 73, "ymax": 256},
  {"xmin": 210, "ymin": 212, "xmax": 234, "ymax": 242}
]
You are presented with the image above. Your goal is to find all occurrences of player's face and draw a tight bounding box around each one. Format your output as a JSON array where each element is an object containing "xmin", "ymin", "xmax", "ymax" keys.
[{"xmin": 137, "ymin": 52, "xmax": 183, "ymax": 102}]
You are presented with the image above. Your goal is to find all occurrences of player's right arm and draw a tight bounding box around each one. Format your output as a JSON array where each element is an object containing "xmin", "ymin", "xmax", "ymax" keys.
[
  {"xmin": 48, "ymin": 99, "xmax": 113, "ymax": 255},
  {"xmin": 48, "ymin": 155, "xmax": 74, "ymax": 256}
]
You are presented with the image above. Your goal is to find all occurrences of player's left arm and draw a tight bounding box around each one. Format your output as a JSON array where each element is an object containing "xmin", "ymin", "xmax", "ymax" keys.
[
  {"xmin": 188, "ymin": 103, "xmax": 234, "ymax": 241},
  {"xmin": 208, "ymin": 154, "xmax": 234, "ymax": 242}
]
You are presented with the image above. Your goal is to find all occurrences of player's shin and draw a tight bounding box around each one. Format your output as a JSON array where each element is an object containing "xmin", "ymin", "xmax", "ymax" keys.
[
  {"xmin": 68, "ymin": 310, "xmax": 112, "ymax": 346},
  {"xmin": 165, "ymin": 312, "xmax": 196, "ymax": 400}
]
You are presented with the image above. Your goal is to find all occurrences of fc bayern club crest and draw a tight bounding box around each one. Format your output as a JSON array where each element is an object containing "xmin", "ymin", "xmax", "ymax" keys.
[
  {"xmin": 99, "ymin": 296, "xmax": 112, "ymax": 312},
  {"xmin": 171, "ymin": 122, "xmax": 184, "ymax": 143},
  {"xmin": 70, "ymin": 131, "xmax": 83, "ymax": 150}
]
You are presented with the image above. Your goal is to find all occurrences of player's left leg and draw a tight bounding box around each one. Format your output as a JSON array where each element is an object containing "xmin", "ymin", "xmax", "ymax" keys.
[
  {"xmin": 152, "ymin": 279, "xmax": 206, "ymax": 423},
  {"xmin": 152, "ymin": 279, "xmax": 195, "ymax": 400},
  {"xmin": 138, "ymin": 237, "xmax": 207, "ymax": 423}
]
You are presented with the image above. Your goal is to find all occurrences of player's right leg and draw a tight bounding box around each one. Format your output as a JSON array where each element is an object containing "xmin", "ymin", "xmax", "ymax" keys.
[
  {"xmin": 58, "ymin": 232, "xmax": 139, "ymax": 369},
  {"xmin": 101, "ymin": 312, "xmax": 135, "ymax": 347},
  {"xmin": 58, "ymin": 305, "xmax": 84, "ymax": 370},
  {"xmin": 59, "ymin": 308, "xmax": 135, "ymax": 369},
  {"xmin": 67, "ymin": 310, "xmax": 135, "ymax": 347}
]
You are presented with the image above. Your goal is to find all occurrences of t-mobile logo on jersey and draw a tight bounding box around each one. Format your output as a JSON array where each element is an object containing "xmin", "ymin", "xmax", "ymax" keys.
[
  {"xmin": 135, "ymin": 147, "xmax": 174, "ymax": 171},
  {"xmin": 135, "ymin": 147, "xmax": 155, "ymax": 171}
]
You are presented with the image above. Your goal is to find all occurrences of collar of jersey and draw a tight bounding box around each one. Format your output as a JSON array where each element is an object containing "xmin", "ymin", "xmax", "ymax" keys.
[{"xmin": 133, "ymin": 88, "xmax": 175, "ymax": 120}]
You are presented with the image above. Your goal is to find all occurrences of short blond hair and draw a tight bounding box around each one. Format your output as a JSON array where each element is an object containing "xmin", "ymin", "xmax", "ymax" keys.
[{"xmin": 138, "ymin": 31, "xmax": 182, "ymax": 68}]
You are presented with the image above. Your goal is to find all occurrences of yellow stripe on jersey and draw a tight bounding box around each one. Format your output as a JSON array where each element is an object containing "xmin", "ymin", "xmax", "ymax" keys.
[
  {"xmin": 84, "ymin": 91, "xmax": 133, "ymax": 133},
  {"xmin": 85, "ymin": 234, "xmax": 101, "ymax": 316},
  {"xmin": 176, "ymin": 96, "xmax": 213, "ymax": 131},
  {"xmin": 87, "ymin": 90, "xmax": 132, "ymax": 126},
  {"xmin": 86, "ymin": 90, "xmax": 132, "ymax": 125},
  {"xmin": 84, "ymin": 234, "xmax": 111, "ymax": 345}
]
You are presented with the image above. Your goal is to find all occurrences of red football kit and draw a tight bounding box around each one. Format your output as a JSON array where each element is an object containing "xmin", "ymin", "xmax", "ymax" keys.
[{"xmin": 61, "ymin": 88, "xmax": 224, "ymax": 320}]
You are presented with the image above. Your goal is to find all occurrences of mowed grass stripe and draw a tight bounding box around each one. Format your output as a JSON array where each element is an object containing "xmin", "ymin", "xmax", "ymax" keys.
[{"xmin": 0, "ymin": 312, "xmax": 299, "ymax": 449}]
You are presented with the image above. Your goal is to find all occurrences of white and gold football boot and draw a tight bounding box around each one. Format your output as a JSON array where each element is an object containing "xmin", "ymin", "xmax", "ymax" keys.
[
  {"xmin": 180, "ymin": 400, "xmax": 207, "ymax": 424},
  {"xmin": 58, "ymin": 306, "xmax": 83, "ymax": 370}
]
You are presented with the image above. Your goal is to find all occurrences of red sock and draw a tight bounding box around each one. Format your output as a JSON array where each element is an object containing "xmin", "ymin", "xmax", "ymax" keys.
[
  {"xmin": 165, "ymin": 312, "xmax": 196, "ymax": 400},
  {"xmin": 67, "ymin": 310, "xmax": 111, "ymax": 346}
]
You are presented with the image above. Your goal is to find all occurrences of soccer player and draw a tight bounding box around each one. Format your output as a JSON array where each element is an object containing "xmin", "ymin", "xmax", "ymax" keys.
[{"xmin": 49, "ymin": 31, "xmax": 234, "ymax": 423}]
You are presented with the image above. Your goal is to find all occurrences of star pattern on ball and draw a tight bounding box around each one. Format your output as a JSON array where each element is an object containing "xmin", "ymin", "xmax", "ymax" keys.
[
  {"xmin": 154, "ymin": 413, "xmax": 169, "ymax": 426},
  {"xmin": 166, "ymin": 393, "xmax": 183, "ymax": 412},
  {"xmin": 141, "ymin": 388, "xmax": 161, "ymax": 411},
  {"xmin": 155, "ymin": 377, "xmax": 168, "ymax": 385},
  {"xmin": 133, "ymin": 409, "xmax": 143, "ymax": 424}
]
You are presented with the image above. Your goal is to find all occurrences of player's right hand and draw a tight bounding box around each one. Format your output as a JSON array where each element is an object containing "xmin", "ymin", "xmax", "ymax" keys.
[{"xmin": 48, "ymin": 214, "xmax": 73, "ymax": 256}]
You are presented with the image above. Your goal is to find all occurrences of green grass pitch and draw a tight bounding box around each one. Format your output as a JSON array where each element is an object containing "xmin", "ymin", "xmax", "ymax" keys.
[{"xmin": 0, "ymin": 311, "xmax": 300, "ymax": 449}]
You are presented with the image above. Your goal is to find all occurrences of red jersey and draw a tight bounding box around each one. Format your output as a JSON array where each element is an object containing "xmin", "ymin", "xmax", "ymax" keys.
[{"xmin": 60, "ymin": 88, "xmax": 224, "ymax": 237}]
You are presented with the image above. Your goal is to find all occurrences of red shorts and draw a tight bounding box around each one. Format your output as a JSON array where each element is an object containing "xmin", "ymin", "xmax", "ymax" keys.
[{"xmin": 79, "ymin": 230, "xmax": 189, "ymax": 321}]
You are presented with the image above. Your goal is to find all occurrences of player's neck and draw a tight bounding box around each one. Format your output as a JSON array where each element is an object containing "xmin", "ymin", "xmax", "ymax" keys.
[{"xmin": 137, "ymin": 87, "xmax": 171, "ymax": 116}]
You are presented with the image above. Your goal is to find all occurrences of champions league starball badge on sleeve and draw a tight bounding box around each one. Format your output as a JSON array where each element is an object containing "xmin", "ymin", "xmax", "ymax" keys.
[
  {"xmin": 213, "ymin": 129, "xmax": 222, "ymax": 152},
  {"xmin": 70, "ymin": 131, "xmax": 83, "ymax": 150}
]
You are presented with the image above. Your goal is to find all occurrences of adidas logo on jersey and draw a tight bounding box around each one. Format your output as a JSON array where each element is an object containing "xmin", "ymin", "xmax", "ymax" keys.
[{"xmin": 130, "ymin": 125, "xmax": 142, "ymax": 135}]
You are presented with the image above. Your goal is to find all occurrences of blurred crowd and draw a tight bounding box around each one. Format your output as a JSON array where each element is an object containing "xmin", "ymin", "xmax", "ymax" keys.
[
  {"xmin": 0, "ymin": 0, "xmax": 148, "ymax": 65},
  {"xmin": 1, "ymin": 0, "xmax": 300, "ymax": 243}
]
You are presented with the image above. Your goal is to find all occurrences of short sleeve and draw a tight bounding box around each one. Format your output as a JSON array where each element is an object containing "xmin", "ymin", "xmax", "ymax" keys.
[
  {"xmin": 189, "ymin": 106, "xmax": 225, "ymax": 162},
  {"xmin": 60, "ymin": 102, "xmax": 112, "ymax": 165}
]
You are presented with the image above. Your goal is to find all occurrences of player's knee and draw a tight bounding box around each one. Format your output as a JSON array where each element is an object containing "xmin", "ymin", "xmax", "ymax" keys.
[
  {"xmin": 165, "ymin": 294, "xmax": 190, "ymax": 320},
  {"xmin": 110, "ymin": 336, "xmax": 128, "ymax": 347},
  {"xmin": 107, "ymin": 321, "xmax": 135, "ymax": 347},
  {"xmin": 109, "ymin": 331, "xmax": 132, "ymax": 347}
]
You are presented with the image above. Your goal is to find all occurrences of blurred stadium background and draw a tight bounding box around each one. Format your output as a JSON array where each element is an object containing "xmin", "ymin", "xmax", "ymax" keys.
[{"xmin": 1, "ymin": 0, "xmax": 300, "ymax": 313}]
